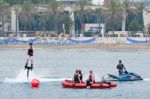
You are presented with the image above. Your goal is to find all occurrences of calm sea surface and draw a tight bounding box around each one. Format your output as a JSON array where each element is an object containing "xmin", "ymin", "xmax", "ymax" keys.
[{"xmin": 0, "ymin": 48, "xmax": 150, "ymax": 99}]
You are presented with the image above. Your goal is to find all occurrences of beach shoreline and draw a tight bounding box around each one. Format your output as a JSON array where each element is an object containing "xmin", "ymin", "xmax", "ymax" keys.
[{"xmin": 0, "ymin": 43, "xmax": 150, "ymax": 49}]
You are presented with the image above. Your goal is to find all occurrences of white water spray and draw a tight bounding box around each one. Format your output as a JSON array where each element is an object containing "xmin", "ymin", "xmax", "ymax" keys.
[
  {"xmin": 4, "ymin": 70, "xmax": 37, "ymax": 83},
  {"xmin": 4, "ymin": 70, "xmax": 71, "ymax": 83},
  {"xmin": 143, "ymin": 78, "xmax": 150, "ymax": 81}
]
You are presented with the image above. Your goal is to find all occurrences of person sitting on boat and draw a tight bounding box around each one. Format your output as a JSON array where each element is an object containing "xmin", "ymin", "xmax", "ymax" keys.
[
  {"xmin": 86, "ymin": 70, "xmax": 95, "ymax": 86},
  {"xmin": 73, "ymin": 69, "xmax": 81, "ymax": 83},
  {"xmin": 78, "ymin": 70, "xmax": 83, "ymax": 83},
  {"xmin": 117, "ymin": 60, "xmax": 127, "ymax": 76}
]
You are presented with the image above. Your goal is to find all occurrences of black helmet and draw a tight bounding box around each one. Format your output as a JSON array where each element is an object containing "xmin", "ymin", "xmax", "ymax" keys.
[{"xmin": 119, "ymin": 60, "xmax": 122, "ymax": 63}]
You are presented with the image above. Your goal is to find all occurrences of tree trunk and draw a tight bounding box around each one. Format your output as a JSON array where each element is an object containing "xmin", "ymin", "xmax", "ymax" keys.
[
  {"xmin": 70, "ymin": 11, "xmax": 75, "ymax": 37},
  {"xmin": 98, "ymin": 22, "xmax": 102, "ymax": 37},
  {"xmin": 81, "ymin": 10, "xmax": 84, "ymax": 34},
  {"xmin": 16, "ymin": 13, "xmax": 18, "ymax": 37},
  {"xmin": 2, "ymin": 14, "xmax": 6, "ymax": 37},
  {"xmin": 43, "ymin": 23, "xmax": 46, "ymax": 37},
  {"xmin": 122, "ymin": 12, "xmax": 126, "ymax": 31},
  {"xmin": 54, "ymin": 12, "xmax": 58, "ymax": 37},
  {"xmin": 63, "ymin": 23, "xmax": 65, "ymax": 36},
  {"xmin": 111, "ymin": 13, "xmax": 115, "ymax": 36}
]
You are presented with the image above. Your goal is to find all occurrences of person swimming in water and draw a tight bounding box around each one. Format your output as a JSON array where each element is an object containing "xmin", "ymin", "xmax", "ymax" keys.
[{"xmin": 25, "ymin": 43, "xmax": 34, "ymax": 78}]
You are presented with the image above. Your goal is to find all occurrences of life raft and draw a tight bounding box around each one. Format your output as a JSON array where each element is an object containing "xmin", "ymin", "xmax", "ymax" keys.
[{"xmin": 62, "ymin": 80, "xmax": 117, "ymax": 89}]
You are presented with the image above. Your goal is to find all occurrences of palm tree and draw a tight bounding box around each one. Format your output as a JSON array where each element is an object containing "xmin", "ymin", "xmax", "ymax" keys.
[
  {"xmin": 148, "ymin": 23, "xmax": 150, "ymax": 37},
  {"xmin": 19, "ymin": 0, "xmax": 34, "ymax": 36},
  {"xmin": 94, "ymin": 7, "xmax": 105, "ymax": 37},
  {"xmin": 58, "ymin": 12, "xmax": 73, "ymax": 36},
  {"xmin": 128, "ymin": 18, "xmax": 141, "ymax": 35},
  {"xmin": 38, "ymin": 12, "xmax": 50, "ymax": 37},
  {"xmin": 135, "ymin": 2, "xmax": 146, "ymax": 13},
  {"xmin": 75, "ymin": 0, "xmax": 91, "ymax": 35},
  {"xmin": 122, "ymin": 0, "xmax": 133, "ymax": 31},
  {"xmin": 13, "ymin": 6, "xmax": 21, "ymax": 37},
  {"xmin": 135, "ymin": 2, "xmax": 146, "ymax": 33},
  {"xmin": 64, "ymin": 4, "xmax": 76, "ymax": 37},
  {"xmin": 64, "ymin": 14, "xmax": 72, "ymax": 35},
  {"xmin": 105, "ymin": 0, "xmax": 122, "ymax": 35},
  {"xmin": 46, "ymin": 0, "xmax": 64, "ymax": 36},
  {"xmin": 0, "ymin": 0, "xmax": 9, "ymax": 37}
]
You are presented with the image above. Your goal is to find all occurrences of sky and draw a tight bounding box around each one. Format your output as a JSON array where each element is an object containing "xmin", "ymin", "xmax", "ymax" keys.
[
  {"xmin": 91, "ymin": 0, "xmax": 150, "ymax": 5},
  {"xmin": 92, "ymin": 0, "xmax": 104, "ymax": 5}
]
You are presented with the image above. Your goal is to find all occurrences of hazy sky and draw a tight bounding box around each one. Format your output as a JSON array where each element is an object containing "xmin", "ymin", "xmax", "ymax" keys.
[
  {"xmin": 91, "ymin": 0, "xmax": 150, "ymax": 5},
  {"xmin": 92, "ymin": 0, "xmax": 104, "ymax": 5}
]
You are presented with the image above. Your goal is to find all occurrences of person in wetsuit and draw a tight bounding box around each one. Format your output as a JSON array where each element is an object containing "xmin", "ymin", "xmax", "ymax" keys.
[
  {"xmin": 117, "ymin": 60, "xmax": 126, "ymax": 76},
  {"xmin": 25, "ymin": 43, "xmax": 34, "ymax": 78},
  {"xmin": 73, "ymin": 69, "xmax": 83, "ymax": 83},
  {"xmin": 73, "ymin": 70, "xmax": 79, "ymax": 83}
]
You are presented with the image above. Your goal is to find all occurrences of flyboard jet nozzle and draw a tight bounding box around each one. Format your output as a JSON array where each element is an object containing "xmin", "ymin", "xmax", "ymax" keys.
[{"xmin": 25, "ymin": 65, "xmax": 33, "ymax": 79}]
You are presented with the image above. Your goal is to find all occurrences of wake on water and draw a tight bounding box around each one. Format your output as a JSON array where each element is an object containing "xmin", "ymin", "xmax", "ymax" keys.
[
  {"xmin": 143, "ymin": 78, "xmax": 150, "ymax": 81},
  {"xmin": 4, "ymin": 70, "xmax": 71, "ymax": 83},
  {"xmin": 4, "ymin": 70, "xmax": 150, "ymax": 83}
]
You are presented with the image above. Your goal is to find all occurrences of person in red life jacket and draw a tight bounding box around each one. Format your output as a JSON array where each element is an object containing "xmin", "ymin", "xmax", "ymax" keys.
[
  {"xmin": 117, "ymin": 60, "xmax": 127, "ymax": 76},
  {"xmin": 86, "ymin": 70, "xmax": 95, "ymax": 86},
  {"xmin": 25, "ymin": 43, "xmax": 34, "ymax": 78}
]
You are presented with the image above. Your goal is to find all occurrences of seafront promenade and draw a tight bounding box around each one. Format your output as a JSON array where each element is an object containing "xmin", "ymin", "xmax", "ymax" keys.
[
  {"xmin": 0, "ymin": 37, "xmax": 149, "ymax": 44},
  {"xmin": 0, "ymin": 37, "xmax": 150, "ymax": 49}
]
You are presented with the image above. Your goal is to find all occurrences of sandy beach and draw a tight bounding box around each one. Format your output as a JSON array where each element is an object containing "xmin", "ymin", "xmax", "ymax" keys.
[{"xmin": 0, "ymin": 43, "xmax": 150, "ymax": 49}]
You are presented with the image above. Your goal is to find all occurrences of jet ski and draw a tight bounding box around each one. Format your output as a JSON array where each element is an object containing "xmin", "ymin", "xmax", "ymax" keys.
[{"xmin": 107, "ymin": 72, "xmax": 143, "ymax": 81}]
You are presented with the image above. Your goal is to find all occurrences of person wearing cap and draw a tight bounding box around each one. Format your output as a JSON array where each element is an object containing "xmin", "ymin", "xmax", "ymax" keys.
[{"xmin": 117, "ymin": 60, "xmax": 126, "ymax": 75}]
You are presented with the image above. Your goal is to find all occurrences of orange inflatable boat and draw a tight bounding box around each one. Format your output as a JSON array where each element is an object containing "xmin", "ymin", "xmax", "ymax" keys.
[{"xmin": 62, "ymin": 80, "xmax": 117, "ymax": 89}]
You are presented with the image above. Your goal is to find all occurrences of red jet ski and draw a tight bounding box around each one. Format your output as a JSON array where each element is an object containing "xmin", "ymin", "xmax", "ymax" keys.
[{"xmin": 62, "ymin": 80, "xmax": 117, "ymax": 89}]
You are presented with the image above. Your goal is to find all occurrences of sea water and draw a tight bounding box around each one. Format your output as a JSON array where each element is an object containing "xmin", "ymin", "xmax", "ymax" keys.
[{"xmin": 0, "ymin": 48, "xmax": 150, "ymax": 99}]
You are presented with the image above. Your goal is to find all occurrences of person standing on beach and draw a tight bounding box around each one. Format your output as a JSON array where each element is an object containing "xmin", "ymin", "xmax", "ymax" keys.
[
  {"xmin": 25, "ymin": 43, "xmax": 33, "ymax": 71},
  {"xmin": 117, "ymin": 60, "xmax": 126, "ymax": 75}
]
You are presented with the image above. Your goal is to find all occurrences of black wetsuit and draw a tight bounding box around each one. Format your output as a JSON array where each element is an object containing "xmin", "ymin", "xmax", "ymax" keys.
[
  {"xmin": 74, "ymin": 74, "xmax": 79, "ymax": 83},
  {"xmin": 28, "ymin": 48, "xmax": 33, "ymax": 56},
  {"xmin": 25, "ymin": 47, "xmax": 33, "ymax": 79},
  {"xmin": 25, "ymin": 48, "xmax": 33, "ymax": 71}
]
